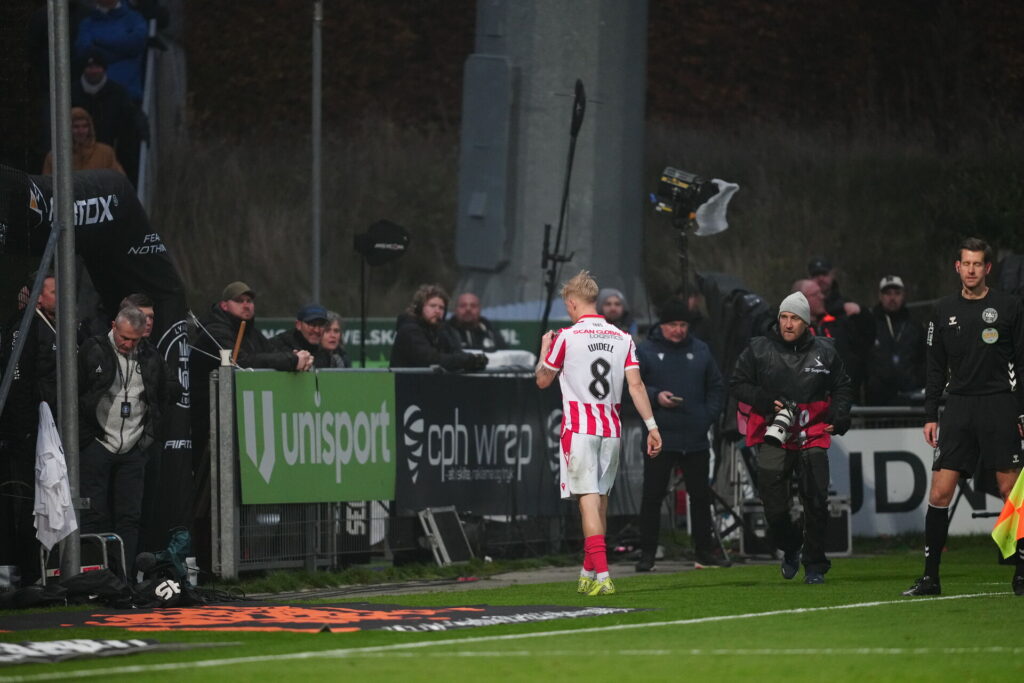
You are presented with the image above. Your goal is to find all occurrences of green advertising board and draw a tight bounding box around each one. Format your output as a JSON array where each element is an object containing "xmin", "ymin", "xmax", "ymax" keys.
[{"xmin": 235, "ymin": 372, "xmax": 397, "ymax": 504}]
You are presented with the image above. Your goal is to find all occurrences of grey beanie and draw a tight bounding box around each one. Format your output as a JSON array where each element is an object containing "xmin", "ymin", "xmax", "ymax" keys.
[
  {"xmin": 779, "ymin": 291, "xmax": 810, "ymax": 324},
  {"xmin": 596, "ymin": 288, "xmax": 628, "ymax": 312}
]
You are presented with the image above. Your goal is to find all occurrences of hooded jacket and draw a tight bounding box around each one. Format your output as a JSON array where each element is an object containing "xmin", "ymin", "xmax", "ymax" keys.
[
  {"xmin": 637, "ymin": 324, "xmax": 725, "ymax": 452},
  {"xmin": 42, "ymin": 107, "xmax": 124, "ymax": 175},
  {"xmin": 729, "ymin": 324, "xmax": 853, "ymax": 450}
]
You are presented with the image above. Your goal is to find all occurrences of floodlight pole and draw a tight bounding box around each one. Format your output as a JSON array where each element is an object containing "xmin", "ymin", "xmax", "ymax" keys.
[
  {"xmin": 311, "ymin": 0, "xmax": 323, "ymax": 303},
  {"xmin": 48, "ymin": 0, "xmax": 81, "ymax": 580}
]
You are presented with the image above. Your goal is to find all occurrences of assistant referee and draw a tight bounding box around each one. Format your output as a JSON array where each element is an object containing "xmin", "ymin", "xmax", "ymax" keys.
[{"xmin": 903, "ymin": 237, "xmax": 1024, "ymax": 597}]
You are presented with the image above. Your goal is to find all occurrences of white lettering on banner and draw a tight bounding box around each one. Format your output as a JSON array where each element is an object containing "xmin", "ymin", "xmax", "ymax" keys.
[
  {"xmin": 242, "ymin": 390, "xmax": 391, "ymax": 486},
  {"xmin": 829, "ymin": 428, "xmax": 1003, "ymax": 535},
  {"xmin": 346, "ymin": 502, "xmax": 367, "ymax": 536},
  {"xmin": 402, "ymin": 404, "xmax": 533, "ymax": 483},
  {"xmin": 343, "ymin": 328, "xmax": 398, "ymax": 346},
  {"xmin": 49, "ymin": 194, "xmax": 118, "ymax": 226}
]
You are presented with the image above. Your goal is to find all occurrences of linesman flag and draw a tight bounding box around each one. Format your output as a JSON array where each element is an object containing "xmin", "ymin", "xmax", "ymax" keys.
[{"xmin": 991, "ymin": 469, "xmax": 1024, "ymax": 558}]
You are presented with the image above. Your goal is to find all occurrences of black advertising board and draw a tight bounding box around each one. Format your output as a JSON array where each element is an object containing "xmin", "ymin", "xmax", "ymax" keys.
[{"xmin": 393, "ymin": 373, "xmax": 646, "ymax": 517}]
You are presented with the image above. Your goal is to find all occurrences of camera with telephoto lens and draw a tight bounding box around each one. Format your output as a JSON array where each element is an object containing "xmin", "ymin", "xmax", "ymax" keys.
[{"xmin": 764, "ymin": 398, "xmax": 799, "ymax": 446}]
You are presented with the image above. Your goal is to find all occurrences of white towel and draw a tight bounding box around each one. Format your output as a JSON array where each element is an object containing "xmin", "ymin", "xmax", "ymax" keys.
[
  {"xmin": 694, "ymin": 178, "xmax": 739, "ymax": 236},
  {"xmin": 34, "ymin": 402, "xmax": 78, "ymax": 551}
]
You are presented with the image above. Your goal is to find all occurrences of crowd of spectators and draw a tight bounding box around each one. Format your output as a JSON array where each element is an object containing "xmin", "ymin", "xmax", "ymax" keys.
[{"xmin": 29, "ymin": 0, "xmax": 164, "ymax": 185}]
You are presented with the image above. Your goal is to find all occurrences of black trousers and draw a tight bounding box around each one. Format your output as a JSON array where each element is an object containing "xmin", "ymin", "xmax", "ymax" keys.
[
  {"xmin": 757, "ymin": 443, "xmax": 832, "ymax": 574},
  {"xmin": 80, "ymin": 440, "xmax": 148, "ymax": 577},
  {"xmin": 639, "ymin": 448, "xmax": 714, "ymax": 555},
  {"xmin": 0, "ymin": 435, "xmax": 42, "ymax": 585}
]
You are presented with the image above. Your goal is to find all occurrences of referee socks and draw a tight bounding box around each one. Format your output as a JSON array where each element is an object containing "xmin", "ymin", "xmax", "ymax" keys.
[{"xmin": 924, "ymin": 504, "xmax": 950, "ymax": 579}]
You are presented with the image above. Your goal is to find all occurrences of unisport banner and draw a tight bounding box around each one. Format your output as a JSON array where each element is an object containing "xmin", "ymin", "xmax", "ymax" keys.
[{"xmin": 236, "ymin": 371, "xmax": 397, "ymax": 504}]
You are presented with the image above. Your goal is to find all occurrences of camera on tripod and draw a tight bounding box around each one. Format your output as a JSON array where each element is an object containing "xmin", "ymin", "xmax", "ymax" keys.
[{"xmin": 764, "ymin": 398, "xmax": 799, "ymax": 446}]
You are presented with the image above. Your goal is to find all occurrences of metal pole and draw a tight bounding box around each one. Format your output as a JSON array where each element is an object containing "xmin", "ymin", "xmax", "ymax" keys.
[
  {"xmin": 311, "ymin": 0, "xmax": 323, "ymax": 303},
  {"xmin": 47, "ymin": 0, "xmax": 81, "ymax": 580},
  {"xmin": 216, "ymin": 366, "xmax": 238, "ymax": 579}
]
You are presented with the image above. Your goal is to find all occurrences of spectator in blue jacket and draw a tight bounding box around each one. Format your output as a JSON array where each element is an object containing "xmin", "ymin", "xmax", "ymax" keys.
[
  {"xmin": 635, "ymin": 299, "xmax": 726, "ymax": 571},
  {"xmin": 74, "ymin": 0, "xmax": 148, "ymax": 101}
]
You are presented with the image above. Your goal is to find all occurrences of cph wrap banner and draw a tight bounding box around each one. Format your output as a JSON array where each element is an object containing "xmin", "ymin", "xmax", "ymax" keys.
[
  {"xmin": 235, "ymin": 372, "xmax": 397, "ymax": 504},
  {"xmin": 393, "ymin": 374, "xmax": 566, "ymax": 516}
]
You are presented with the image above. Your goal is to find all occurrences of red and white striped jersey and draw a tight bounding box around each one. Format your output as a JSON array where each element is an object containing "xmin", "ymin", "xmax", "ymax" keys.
[{"xmin": 542, "ymin": 314, "xmax": 639, "ymax": 438}]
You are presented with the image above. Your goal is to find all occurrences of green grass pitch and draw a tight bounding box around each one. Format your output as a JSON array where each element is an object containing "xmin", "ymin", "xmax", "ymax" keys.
[{"xmin": 2, "ymin": 539, "xmax": 1022, "ymax": 682}]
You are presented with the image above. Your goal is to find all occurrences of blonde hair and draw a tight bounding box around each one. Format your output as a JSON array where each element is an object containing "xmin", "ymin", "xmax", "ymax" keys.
[{"xmin": 560, "ymin": 270, "xmax": 599, "ymax": 304}]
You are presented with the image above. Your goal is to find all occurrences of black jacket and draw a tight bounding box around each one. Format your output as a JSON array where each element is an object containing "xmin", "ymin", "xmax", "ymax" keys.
[
  {"xmin": 193, "ymin": 305, "xmax": 297, "ymax": 374},
  {"xmin": 77, "ymin": 332, "xmax": 174, "ymax": 450},
  {"xmin": 271, "ymin": 328, "xmax": 332, "ymax": 369},
  {"xmin": 0, "ymin": 310, "xmax": 58, "ymax": 437},
  {"xmin": 439, "ymin": 316, "xmax": 507, "ymax": 352},
  {"xmin": 389, "ymin": 313, "xmax": 485, "ymax": 371},
  {"xmin": 637, "ymin": 325, "xmax": 725, "ymax": 452},
  {"xmin": 729, "ymin": 324, "xmax": 853, "ymax": 449},
  {"xmin": 190, "ymin": 306, "xmax": 300, "ymax": 443},
  {"xmin": 924, "ymin": 289, "xmax": 1024, "ymax": 422},
  {"xmin": 865, "ymin": 304, "xmax": 925, "ymax": 405}
]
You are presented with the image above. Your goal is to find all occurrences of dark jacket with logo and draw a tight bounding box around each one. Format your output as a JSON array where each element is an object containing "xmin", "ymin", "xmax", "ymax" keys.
[
  {"xmin": 637, "ymin": 325, "xmax": 725, "ymax": 453},
  {"xmin": 729, "ymin": 324, "xmax": 853, "ymax": 450},
  {"xmin": 77, "ymin": 332, "xmax": 173, "ymax": 450},
  {"xmin": 866, "ymin": 304, "xmax": 925, "ymax": 405},
  {"xmin": 924, "ymin": 289, "xmax": 1024, "ymax": 422},
  {"xmin": 389, "ymin": 313, "xmax": 485, "ymax": 371}
]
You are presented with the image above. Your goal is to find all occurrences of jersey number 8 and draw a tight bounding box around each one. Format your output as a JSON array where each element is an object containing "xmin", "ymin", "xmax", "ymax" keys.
[{"xmin": 589, "ymin": 358, "xmax": 611, "ymax": 400}]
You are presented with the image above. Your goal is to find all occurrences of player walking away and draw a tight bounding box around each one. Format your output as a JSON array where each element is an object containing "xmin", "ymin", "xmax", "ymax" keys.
[
  {"xmin": 536, "ymin": 271, "xmax": 662, "ymax": 596},
  {"xmin": 903, "ymin": 237, "xmax": 1024, "ymax": 597}
]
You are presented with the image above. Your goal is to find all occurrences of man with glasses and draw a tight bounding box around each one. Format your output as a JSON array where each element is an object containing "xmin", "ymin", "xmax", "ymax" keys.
[{"xmin": 272, "ymin": 304, "xmax": 332, "ymax": 369}]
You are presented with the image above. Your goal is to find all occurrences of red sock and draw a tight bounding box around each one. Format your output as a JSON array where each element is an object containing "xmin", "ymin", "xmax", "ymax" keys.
[
  {"xmin": 584, "ymin": 535, "xmax": 608, "ymax": 574},
  {"xmin": 583, "ymin": 549, "xmax": 594, "ymax": 572}
]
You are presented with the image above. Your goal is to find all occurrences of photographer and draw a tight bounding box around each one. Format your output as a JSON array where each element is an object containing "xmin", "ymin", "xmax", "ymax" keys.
[{"xmin": 729, "ymin": 292, "xmax": 853, "ymax": 584}]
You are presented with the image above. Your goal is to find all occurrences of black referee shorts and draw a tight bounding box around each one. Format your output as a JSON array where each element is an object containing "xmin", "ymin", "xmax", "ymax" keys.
[{"xmin": 935, "ymin": 393, "xmax": 1023, "ymax": 475}]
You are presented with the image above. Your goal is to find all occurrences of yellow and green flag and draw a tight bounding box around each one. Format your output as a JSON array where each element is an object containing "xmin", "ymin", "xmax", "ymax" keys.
[{"xmin": 992, "ymin": 469, "xmax": 1024, "ymax": 559}]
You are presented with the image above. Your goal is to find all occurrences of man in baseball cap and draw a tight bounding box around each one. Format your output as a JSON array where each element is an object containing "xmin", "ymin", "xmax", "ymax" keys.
[
  {"xmin": 866, "ymin": 275, "xmax": 924, "ymax": 405},
  {"xmin": 272, "ymin": 303, "xmax": 331, "ymax": 368}
]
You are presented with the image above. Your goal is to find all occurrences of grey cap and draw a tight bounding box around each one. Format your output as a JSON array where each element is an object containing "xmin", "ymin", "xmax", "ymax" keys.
[
  {"xmin": 779, "ymin": 291, "xmax": 811, "ymax": 325},
  {"xmin": 221, "ymin": 281, "xmax": 255, "ymax": 301}
]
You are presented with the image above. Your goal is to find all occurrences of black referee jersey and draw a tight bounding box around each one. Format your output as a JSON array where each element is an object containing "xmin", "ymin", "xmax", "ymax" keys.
[{"xmin": 923, "ymin": 288, "xmax": 1024, "ymax": 423}]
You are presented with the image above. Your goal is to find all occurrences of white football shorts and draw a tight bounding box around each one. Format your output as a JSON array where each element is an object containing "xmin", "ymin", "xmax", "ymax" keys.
[{"xmin": 559, "ymin": 430, "xmax": 620, "ymax": 499}]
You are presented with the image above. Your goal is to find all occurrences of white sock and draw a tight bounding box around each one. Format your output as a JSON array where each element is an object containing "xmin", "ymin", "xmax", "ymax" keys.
[
  {"xmin": 580, "ymin": 569, "xmax": 596, "ymax": 579},
  {"xmin": 596, "ymin": 571, "xmax": 609, "ymax": 582}
]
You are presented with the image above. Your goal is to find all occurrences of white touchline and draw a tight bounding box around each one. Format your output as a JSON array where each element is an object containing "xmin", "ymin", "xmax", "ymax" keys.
[{"xmin": 0, "ymin": 592, "xmax": 1004, "ymax": 682}]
